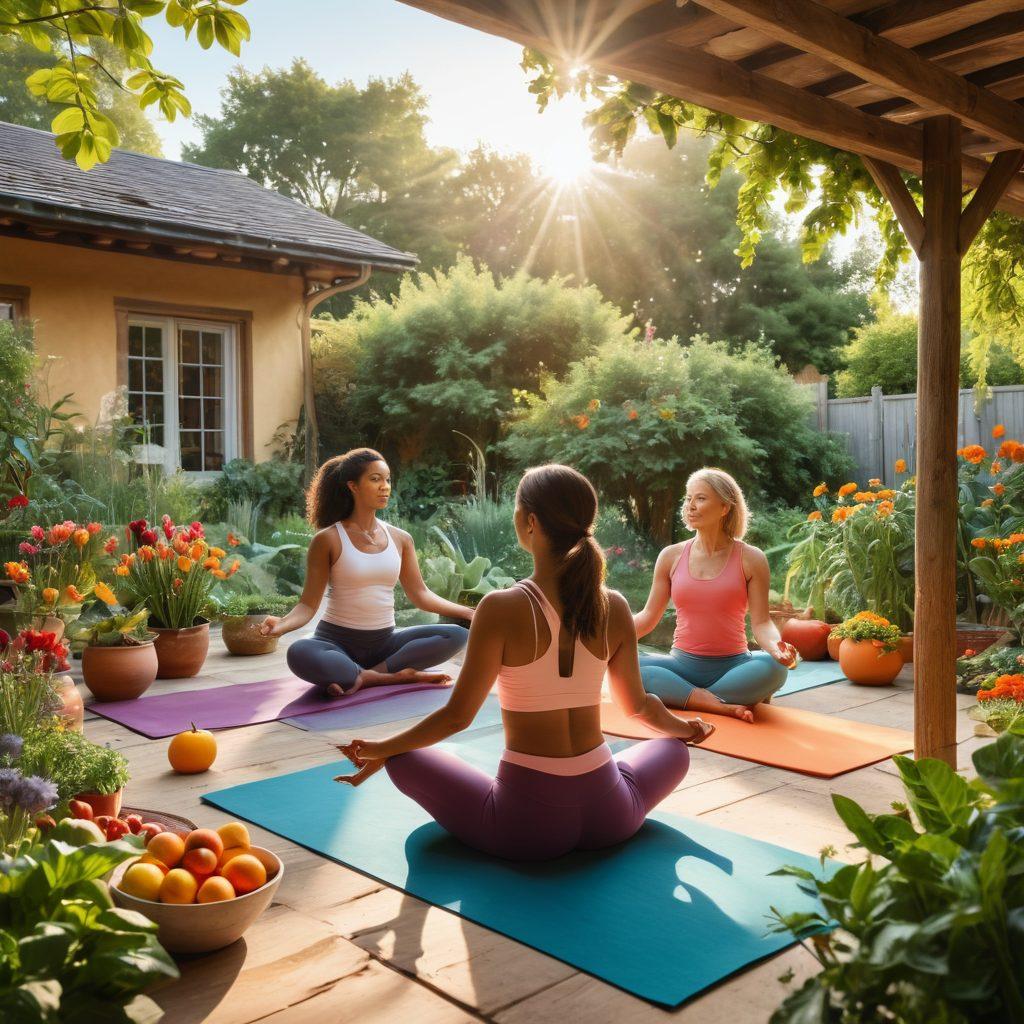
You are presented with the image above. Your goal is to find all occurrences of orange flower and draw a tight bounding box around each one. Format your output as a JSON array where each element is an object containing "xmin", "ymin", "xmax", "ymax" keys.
[
  {"xmin": 894, "ymin": 459, "xmax": 907, "ymax": 473},
  {"xmin": 807, "ymin": 511, "xmax": 822, "ymax": 522},
  {"xmin": 229, "ymin": 559, "xmax": 240, "ymax": 575},
  {"xmin": 1009, "ymin": 534, "xmax": 1024, "ymax": 545},
  {"xmin": 876, "ymin": 489, "xmax": 896, "ymax": 499},
  {"xmin": 172, "ymin": 536, "xmax": 189, "ymax": 555},
  {"xmin": 190, "ymin": 542, "xmax": 204, "ymax": 561},
  {"xmin": 86, "ymin": 521, "xmax": 102, "ymax": 535},
  {"xmin": 837, "ymin": 482, "xmax": 857, "ymax": 497},
  {"xmin": 832, "ymin": 507, "xmax": 850, "ymax": 523},
  {"xmin": 210, "ymin": 546, "xmax": 226, "ymax": 559},
  {"xmin": 993, "ymin": 424, "xmax": 1006, "ymax": 439},
  {"xmin": 572, "ymin": 414, "xmax": 590, "ymax": 430},
  {"xmin": 868, "ymin": 478, "xmax": 881, "ymax": 487},
  {"xmin": 64, "ymin": 585, "xmax": 84, "ymax": 603},
  {"xmin": 854, "ymin": 491, "xmax": 877, "ymax": 503},
  {"xmin": 1013, "ymin": 446, "xmax": 1024, "ymax": 464},
  {"xmin": 72, "ymin": 528, "xmax": 90, "ymax": 549},
  {"xmin": 212, "ymin": 569, "xmax": 228, "ymax": 579},
  {"xmin": 93, "ymin": 582, "xmax": 117, "ymax": 605},
  {"xmin": 3, "ymin": 561, "xmax": 29, "ymax": 584},
  {"xmin": 627, "ymin": 409, "xmax": 638, "ymax": 421},
  {"xmin": 992, "ymin": 483, "xmax": 1006, "ymax": 496},
  {"xmin": 137, "ymin": 545, "xmax": 155, "ymax": 562},
  {"xmin": 227, "ymin": 532, "xmax": 240, "ymax": 547},
  {"xmin": 173, "ymin": 577, "xmax": 183, "ymax": 591},
  {"xmin": 959, "ymin": 445, "xmax": 986, "ymax": 464},
  {"xmin": 971, "ymin": 538, "xmax": 988, "ymax": 549},
  {"xmin": 41, "ymin": 587, "xmax": 58, "ymax": 606},
  {"xmin": 982, "ymin": 498, "xmax": 995, "ymax": 508},
  {"xmin": 991, "ymin": 461, "xmax": 1003, "ymax": 474},
  {"xmin": 156, "ymin": 542, "xmax": 171, "ymax": 560},
  {"xmin": 203, "ymin": 557, "xmax": 221, "ymax": 570},
  {"xmin": 963, "ymin": 649, "xmax": 976, "ymax": 658},
  {"xmin": 115, "ymin": 565, "xmax": 130, "ymax": 577},
  {"xmin": 177, "ymin": 556, "xmax": 192, "ymax": 573},
  {"xmin": 876, "ymin": 501, "xmax": 894, "ymax": 518},
  {"xmin": 813, "ymin": 482, "xmax": 828, "ymax": 497},
  {"xmin": 588, "ymin": 399, "xmax": 600, "ymax": 412}
]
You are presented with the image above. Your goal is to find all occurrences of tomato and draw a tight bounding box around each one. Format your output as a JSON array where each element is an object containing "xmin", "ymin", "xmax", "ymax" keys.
[
  {"xmin": 105, "ymin": 818, "xmax": 130, "ymax": 841},
  {"xmin": 124, "ymin": 814, "xmax": 144, "ymax": 835},
  {"xmin": 93, "ymin": 815, "xmax": 114, "ymax": 833},
  {"xmin": 68, "ymin": 799, "xmax": 94, "ymax": 820},
  {"xmin": 34, "ymin": 814, "xmax": 56, "ymax": 832}
]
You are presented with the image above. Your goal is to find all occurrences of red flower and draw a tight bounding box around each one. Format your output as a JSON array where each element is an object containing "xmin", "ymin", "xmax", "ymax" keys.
[
  {"xmin": 86, "ymin": 522, "xmax": 102, "ymax": 535},
  {"xmin": 161, "ymin": 514, "xmax": 175, "ymax": 540},
  {"xmin": 103, "ymin": 536, "xmax": 119, "ymax": 554},
  {"xmin": 140, "ymin": 529, "xmax": 159, "ymax": 546},
  {"xmin": 21, "ymin": 630, "xmax": 59, "ymax": 653},
  {"xmin": 6, "ymin": 495, "xmax": 28, "ymax": 509},
  {"xmin": 189, "ymin": 521, "xmax": 205, "ymax": 539},
  {"xmin": 0, "ymin": 629, "xmax": 9, "ymax": 650},
  {"xmin": 128, "ymin": 519, "xmax": 148, "ymax": 538}
]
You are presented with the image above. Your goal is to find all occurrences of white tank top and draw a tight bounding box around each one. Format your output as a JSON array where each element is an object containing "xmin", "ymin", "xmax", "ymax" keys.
[{"xmin": 322, "ymin": 521, "xmax": 402, "ymax": 630}]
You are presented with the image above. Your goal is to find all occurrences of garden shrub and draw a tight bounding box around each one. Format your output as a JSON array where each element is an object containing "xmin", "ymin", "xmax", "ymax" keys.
[
  {"xmin": 502, "ymin": 336, "xmax": 852, "ymax": 542},
  {"xmin": 198, "ymin": 458, "xmax": 305, "ymax": 526}
]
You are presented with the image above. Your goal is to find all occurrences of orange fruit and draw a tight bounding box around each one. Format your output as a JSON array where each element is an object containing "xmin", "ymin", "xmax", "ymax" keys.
[
  {"xmin": 218, "ymin": 845, "xmax": 248, "ymax": 869},
  {"xmin": 182, "ymin": 847, "xmax": 218, "ymax": 879},
  {"xmin": 137, "ymin": 853, "xmax": 170, "ymax": 875},
  {"xmin": 167, "ymin": 722, "xmax": 217, "ymax": 774},
  {"xmin": 119, "ymin": 862, "xmax": 164, "ymax": 901},
  {"xmin": 221, "ymin": 853, "xmax": 266, "ymax": 895},
  {"xmin": 197, "ymin": 876, "xmax": 236, "ymax": 904},
  {"xmin": 216, "ymin": 821, "xmax": 250, "ymax": 851},
  {"xmin": 147, "ymin": 831, "xmax": 185, "ymax": 869},
  {"xmin": 184, "ymin": 828, "xmax": 224, "ymax": 859},
  {"xmin": 159, "ymin": 867, "xmax": 199, "ymax": 904}
]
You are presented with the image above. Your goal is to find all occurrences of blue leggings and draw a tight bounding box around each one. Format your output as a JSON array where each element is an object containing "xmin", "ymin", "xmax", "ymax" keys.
[
  {"xmin": 287, "ymin": 619, "xmax": 468, "ymax": 693},
  {"xmin": 639, "ymin": 648, "xmax": 788, "ymax": 708}
]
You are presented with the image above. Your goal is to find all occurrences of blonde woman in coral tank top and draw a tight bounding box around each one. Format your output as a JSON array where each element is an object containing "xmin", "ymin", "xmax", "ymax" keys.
[
  {"xmin": 334, "ymin": 465, "xmax": 714, "ymax": 862},
  {"xmin": 632, "ymin": 468, "xmax": 796, "ymax": 722}
]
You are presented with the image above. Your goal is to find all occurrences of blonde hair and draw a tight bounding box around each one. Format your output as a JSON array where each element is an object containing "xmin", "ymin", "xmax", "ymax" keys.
[{"xmin": 686, "ymin": 467, "xmax": 749, "ymax": 540}]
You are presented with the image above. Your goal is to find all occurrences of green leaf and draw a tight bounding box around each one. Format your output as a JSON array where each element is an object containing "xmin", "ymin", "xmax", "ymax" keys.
[
  {"xmin": 17, "ymin": 923, "xmax": 77, "ymax": 976},
  {"xmin": 831, "ymin": 793, "xmax": 888, "ymax": 855},
  {"xmin": 896, "ymin": 754, "xmax": 975, "ymax": 832},
  {"xmin": 50, "ymin": 107, "xmax": 85, "ymax": 136}
]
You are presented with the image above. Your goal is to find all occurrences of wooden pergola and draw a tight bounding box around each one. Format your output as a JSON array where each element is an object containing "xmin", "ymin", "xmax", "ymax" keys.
[{"xmin": 403, "ymin": 0, "xmax": 1024, "ymax": 765}]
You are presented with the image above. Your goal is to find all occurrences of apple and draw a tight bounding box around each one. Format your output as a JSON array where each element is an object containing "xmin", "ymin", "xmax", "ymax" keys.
[
  {"xmin": 124, "ymin": 814, "xmax": 144, "ymax": 835},
  {"xmin": 51, "ymin": 818, "xmax": 106, "ymax": 846},
  {"xmin": 68, "ymin": 799, "xmax": 94, "ymax": 820}
]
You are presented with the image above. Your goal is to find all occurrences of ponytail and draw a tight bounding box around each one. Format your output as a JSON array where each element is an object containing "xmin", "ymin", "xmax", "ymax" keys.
[
  {"xmin": 517, "ymin": 464, "xmax": 608, "ymax": 640},
  {"xmin": 306, "ymin": 448, "xmax": 384, "ymax": 529}
]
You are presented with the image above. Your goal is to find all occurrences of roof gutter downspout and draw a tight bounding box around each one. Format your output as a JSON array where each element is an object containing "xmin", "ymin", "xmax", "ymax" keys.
[{"xmin": 301, "ymin": 264, "xmax": 372, "ymax": 482}]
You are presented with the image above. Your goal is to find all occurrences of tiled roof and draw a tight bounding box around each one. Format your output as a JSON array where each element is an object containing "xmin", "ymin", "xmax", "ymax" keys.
[{"xmin": 0, "ymin": 121, "xmax": 417, "ymax": 271}]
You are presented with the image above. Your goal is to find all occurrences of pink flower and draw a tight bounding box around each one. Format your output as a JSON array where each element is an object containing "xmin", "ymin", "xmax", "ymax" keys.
[
  {"xmin": 18, "ymin": 542, "xmax": 39, "ymax": 556},
  {"xmin": 189, "ymin": 521, "xmax": 205, "ymax": 540},
  {"xmin": 161, "ymin": 515, "xmax": 175, "ymax": 540},
  {"xmin": 30, "ymin": 525, "xmax": 44, "ymax": 541},
  {"xmin": 103, "ymin": 536, "xmax": 118, "ymax": 554},
  {"xmin": 615, "ymin": 546, "xmax": 625, "ymax": 556}
]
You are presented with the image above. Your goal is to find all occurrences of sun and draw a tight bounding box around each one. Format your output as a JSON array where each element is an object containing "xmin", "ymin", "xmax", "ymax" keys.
[{"xmin": 532, "ymin": 94, "xmax": 598, "ymax": 185}]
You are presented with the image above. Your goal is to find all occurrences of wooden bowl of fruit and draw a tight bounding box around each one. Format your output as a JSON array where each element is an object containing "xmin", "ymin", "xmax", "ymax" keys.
[{"xmin": 109, "ymin": 821, "xmax": 283, "ymax": 954}]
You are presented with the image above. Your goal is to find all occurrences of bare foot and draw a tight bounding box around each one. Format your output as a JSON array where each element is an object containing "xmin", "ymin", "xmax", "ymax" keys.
[
  {"xmin": 683, "ymin": 690, "xmax": 755, "ymax": 723},
  {"xmin": 354, "ymin": 668, "xmax": 452, "ymax": 689}
]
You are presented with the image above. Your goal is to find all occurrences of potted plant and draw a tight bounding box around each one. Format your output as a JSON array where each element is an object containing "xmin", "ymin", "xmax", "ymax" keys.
[
  {"xmin": 831, "ymin": 611, "xmax": 904, "ymax": 686},
  {"xmin": 0, "ymin": 627, "xmax": 71, "ymax": 736},
  {"xmin": 219, "ymin": 592, "xmax": 293, "ymax": 655},
  {"xmin": 119, "ymin": 516, "xmax": 240, "ymax": 678},
  {"xmin": 20, "ymin": 727, "xmax": 130, "ymax": 818},
  {"xmin": 72, "ymin": 587, "xmax": 158, "ymax": 701},
  {"xmin": 968, "ymin": 673, "xmax": 1024, "ymax": 736}
]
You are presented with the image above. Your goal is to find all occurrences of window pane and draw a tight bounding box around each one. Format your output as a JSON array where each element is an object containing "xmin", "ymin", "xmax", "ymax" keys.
[
  {"xmin": 180, "ymin": 365, "xmax": 201, "ymax": 396},
  {"xmin": 202, "ymin": 366, "xmax": 222, "ymax": 396},
  {"xmin": 203, "ymin": 398, "xmax": 222, "ymax": 430},
  {"xmin": 151, "ymin": 425, "xmax": 164, "ymax": 447},
  {"xmin": 128, "ymin": 325, "xmax": 144, "ymax": 356},
  {"xmin": 179, "ymin": 432, "xmax": 201, "ymax": 471},
  {"xmin": 179, "ymin": 329, "xmax": 200, "ymax": 363},
  {"xmin": 0, "ymin": 303, "xmax": 15, "ymax": 321},
  {"xmin": 179, "ymin": 396, "xmax": 201, "ymax": 429},
  {"xmin": 145, "ymin": 327, "xmax": 162, "ymax": 358},
  {"xmin": 147, "ymin": 395, "xmax": 163, "ymax": 427},
  {"xmin": 144, "ymin": 359, "xmax": 163, "ymax": 391},
  {"xmin": 128, "ymin": 358, "xmax": 143, "ymax": 392},
  {"xmin": 201, "ymin": 332, "xmax": 223, "ymax": 365},
  {"xmin": 204, "ymin": 432, "xmax": 224, "ymax": 471},
  {"xmin": 128, "ymin": 392, "xmax": 143, "ymax": 420}
]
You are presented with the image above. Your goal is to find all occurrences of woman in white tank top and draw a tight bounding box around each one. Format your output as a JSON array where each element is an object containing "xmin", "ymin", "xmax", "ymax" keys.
[{"xmin": 261, "ymin": 448, "xmax": 473, "ymax": 699}]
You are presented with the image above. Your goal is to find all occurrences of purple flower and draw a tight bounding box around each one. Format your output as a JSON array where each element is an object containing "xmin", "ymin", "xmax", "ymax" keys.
[
  {"xmin": 0, "ymin": 767, "xmax": 22, "ymax": 810},
  {"xmin": 12, "ymin": 774, "xmax": 57, "ymax": 814},
  {"xmin": 0, "ymin": 734, "xmax": 23, "ymax": 761}
]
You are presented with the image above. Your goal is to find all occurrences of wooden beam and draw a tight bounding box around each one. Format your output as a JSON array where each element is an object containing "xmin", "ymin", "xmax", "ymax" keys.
[
  {"xmin": 857, "ymin": 0, "xmax": 1022, "ymax": 38},
  {"xmin": 861, "ymin": 157, "xmax": 925, "ymax": 255},
  {"xmin": 915, "ymin": 114, "xmax": 961, "ymax": 768},
  {"xmin": 590, "ymin": 1, "xmax": 713, "ymax": 61},
  {"xmin": 693, "ymin": 0, "xmax": 1024, "ymax": 149},
  {"xmin": 959, "ymin": 148, "xmax": 1024, "ymax": 253}
]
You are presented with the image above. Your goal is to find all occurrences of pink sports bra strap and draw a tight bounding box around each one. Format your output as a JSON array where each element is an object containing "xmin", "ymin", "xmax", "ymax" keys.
[{"xmin": 516, "ymin": 580, "xmax": 543, "ymax": 662}]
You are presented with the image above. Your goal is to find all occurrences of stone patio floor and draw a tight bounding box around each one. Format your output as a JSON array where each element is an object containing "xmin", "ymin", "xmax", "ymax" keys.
[{"xmin": 72, "ymin": 631, "xmax": 985, "ymax": 1024}]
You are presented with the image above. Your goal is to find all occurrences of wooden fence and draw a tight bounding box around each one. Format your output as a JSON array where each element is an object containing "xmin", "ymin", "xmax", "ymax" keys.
[{"xmin": 804, "ymin": 382, "xmax": 1024, "ymax": 484}]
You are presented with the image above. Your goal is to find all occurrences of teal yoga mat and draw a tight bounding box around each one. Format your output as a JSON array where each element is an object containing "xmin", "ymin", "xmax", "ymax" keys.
[
  {"xmin": 203, "ymin": 732, "xmax": 830, "ymax": 1007},
  {"xmin": 775, "ymin": 659, "xmax": 847, "ymax": 697}
]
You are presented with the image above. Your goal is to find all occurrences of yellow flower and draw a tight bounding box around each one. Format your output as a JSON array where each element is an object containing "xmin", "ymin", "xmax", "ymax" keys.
[
  {"xmin": 93, "ymin": 582, "xmax": 118, "ymax": 605},
  {"xmin": 894, "ymin": 459, "xmax": 907, "ymax": 473},
  {"xmin": 812, "ymin": 482, "xmax": 828, "ymax": 497},
  {"xmin": 807, "ymin": 510, "xmax": 822, "ymax": 522},
  {"xmin": 72, "ymin": 528, "xmax": 90, "ymax": 549},
  {"xmin": 177, "ymin": 556, "xmax": 192, "ymax": 573},
  {"xmin": 115, "ymin": 565, "xmax": 130, "ymax": 577},
  {"xmin": 42, "ymin": 587, "xmax": 58, "ymax": 606}
]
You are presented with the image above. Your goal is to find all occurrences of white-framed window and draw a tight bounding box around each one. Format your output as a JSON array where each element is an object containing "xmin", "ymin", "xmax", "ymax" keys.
[{"xmin": 126, "ymin": 316, "xmax": 239, "ymax": 475}]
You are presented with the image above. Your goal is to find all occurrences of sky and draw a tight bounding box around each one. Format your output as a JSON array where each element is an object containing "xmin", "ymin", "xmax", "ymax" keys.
[{"xmin": 146, "ymin": 0, "xmax": 596, "ymax": 177}]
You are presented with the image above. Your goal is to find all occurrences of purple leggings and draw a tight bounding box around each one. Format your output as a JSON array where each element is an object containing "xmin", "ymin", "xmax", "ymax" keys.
[{"xmin": 384, "ymin": 738, "xmax": 690, "ymax": 861}]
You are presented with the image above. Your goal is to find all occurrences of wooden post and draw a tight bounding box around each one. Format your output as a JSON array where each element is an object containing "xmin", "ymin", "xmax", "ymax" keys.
[
  {"xmin": 914, "ymin": 116, "xmax": 961, "ymax": 767},
  {"xmin": 869, "ymin": 385, "xmax": 884, "ymax": 482}
]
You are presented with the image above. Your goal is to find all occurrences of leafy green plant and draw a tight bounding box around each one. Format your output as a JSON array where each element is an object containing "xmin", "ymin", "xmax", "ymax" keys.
[
  {"xmin": 422, "ymin": 527, "xmax": 515, "ymax": 607},
  {"xmin": 0, "ymin": 835, "xmax": 178, "ymax": 1021},
  {"xmin": 770, "ymin": 728, "xmax": 1024, "ymax": 1023},
  {"xmin": 198, "ymin": 458, "xmax": 304, "ymax": 530},
  {"xmin": 71, "ymin": 605, "xmax": 153, "ymax": 648},
  {"xmin": 20, "ymin": 730, "xmax": 130, "ymax": 801},
  {"xmin": 220, "ymin": 592, "xmax": 294, "ymax": 618},
  {"xmin": 829, "ymin": 611, "xmax": 902, "ymax": 653},
  {"xmin": 969, "ymin": 698, "xmax": 1024, "ymax": 735}
]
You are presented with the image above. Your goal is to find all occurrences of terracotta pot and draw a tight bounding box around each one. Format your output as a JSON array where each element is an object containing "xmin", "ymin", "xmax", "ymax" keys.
[
  {"xmin": 838, "ymin": 638, "xmax": 903, "ymax": 686},
  {"xmin": 955, "ymin": 623, "xmax": 1009, "ymax": 657},
  {"xmin": 75, "ymin": 788, "xmax": 123, "ymax": 818},
  {"xmin": 899, "ymin": 634, "xmax": 914, "ymax": 664},
  {"xmin": 827, "ymin": 631, "xmax": 843, "ymax": 661},
  {"xmin": 221, "ymin": 615, "xmax": 280, "ymax": 656},
  {"xmin": 55, "ymin": 674, "xmax": 84, "ymax": 732},
  {"xmin": 780, "ymin": 618, "xmax": 832, "ymax": 661},
  {"xmin": 82, "ymin": 642, "xmax": 158, "ymax": 701},
  {"xmin": 151, "ymin": 620, "xmax": 210, "ymax": 679}
]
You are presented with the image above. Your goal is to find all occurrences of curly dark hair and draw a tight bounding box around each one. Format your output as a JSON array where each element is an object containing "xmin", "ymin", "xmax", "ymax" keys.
[{"xmin": 306, "ymin": 448, "xmax": 386, "ymax": 529}]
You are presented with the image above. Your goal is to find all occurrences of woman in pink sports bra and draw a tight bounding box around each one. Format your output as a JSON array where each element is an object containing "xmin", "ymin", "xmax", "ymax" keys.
[
  {"xmin": 335, "ymin": 464, "xmax": 714, "ymax": 862},
  {"xmin": 633, "ymin": 467, "xmax": 796, "ymax": 722}
]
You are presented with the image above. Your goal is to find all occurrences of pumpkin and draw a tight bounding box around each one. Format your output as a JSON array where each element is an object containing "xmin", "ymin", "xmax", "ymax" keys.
[
  {"xmin": 780, "ymin": 618, "xmax": 833, "ymax": 661},
  {"xmin": 168, "ymin": 722, "xmax": 217, "ymax": 774}
]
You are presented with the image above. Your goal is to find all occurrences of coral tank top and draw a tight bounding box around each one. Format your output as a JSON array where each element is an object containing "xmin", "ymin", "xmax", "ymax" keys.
[
  {"xmin": 671, "ymin": 539, "xmax": 749, "ymax": 656},
  {"xmin": 496, "ymin": 580, "xmax": 608, "ymax": 712}
]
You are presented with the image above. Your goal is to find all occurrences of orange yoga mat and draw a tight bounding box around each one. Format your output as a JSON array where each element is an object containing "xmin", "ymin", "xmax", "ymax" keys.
[{"xmin": 600, "ymin": 701, "xmax": 913, "ymax": 778}]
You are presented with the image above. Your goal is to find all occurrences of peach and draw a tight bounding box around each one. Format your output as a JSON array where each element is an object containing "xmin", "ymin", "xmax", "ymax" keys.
[
  {"xmin": 159, "ymin": 867, "xmax": 198, "ymax": 904},
  {"xmin": 137, "ymin": 853, "xmax": 170, "ymax": 875},
  {"xmin": 216, "ymin": 821, "xmax": 250, "ymax": 851},
  {"xmin": 217, "ymin": 845, "xmax": 248, "ymax": 869},
  {"xmin": 196, "ymin": 876, "xmax": 236, "ymax": 904},
  {"xmin": 119, "ymin": 862, "xmax": 164, "ymax": 901},
  {"xmin": 182, "ymin": 847, "xmax": 218, "ymax": 879},
  {"xmin": 220, "ymin": 853, "xmax": 266, "ymax": 895},
  {"xmin": 147, "ymin": 832, "xmax": 185, "ymax": 869},
  {"xmin": 183, "ymin": 828, "xmax": 224, "ymax": 859}
]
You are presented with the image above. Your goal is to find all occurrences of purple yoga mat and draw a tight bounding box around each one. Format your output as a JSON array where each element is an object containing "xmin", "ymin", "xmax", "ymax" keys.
[{"xmin": 88, "ymin": 676, "xmax": 451, "ymax": 738}]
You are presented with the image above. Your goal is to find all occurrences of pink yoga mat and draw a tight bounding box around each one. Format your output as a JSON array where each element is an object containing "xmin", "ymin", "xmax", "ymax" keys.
[{"xmin": 88, "ymin": 676, "xmax": 452, "ymax": 738}]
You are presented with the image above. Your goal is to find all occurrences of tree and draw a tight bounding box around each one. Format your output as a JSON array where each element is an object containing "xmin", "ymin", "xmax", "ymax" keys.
[
  {"xmin": 1, "ymin": 0, "xmax": 249, "ymax": 169},
  {"xmin": 184, "ymin": 61, "xmax": 462, "ymax": 282},
  {"xmin": 0, "ymin": 36, "xmax": 162, "ymax": 156}
]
